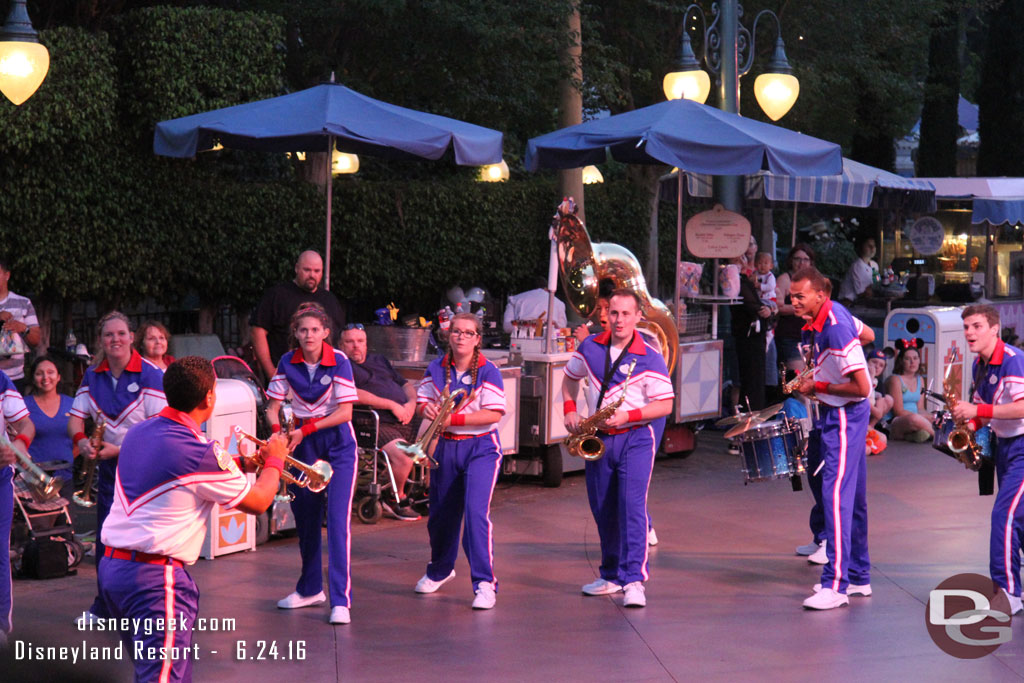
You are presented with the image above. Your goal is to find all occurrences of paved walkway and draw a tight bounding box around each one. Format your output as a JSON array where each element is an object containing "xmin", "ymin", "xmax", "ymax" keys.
[{"xmin": 5, "ymin": 434, "xmax": 1024, "ymax": 681}]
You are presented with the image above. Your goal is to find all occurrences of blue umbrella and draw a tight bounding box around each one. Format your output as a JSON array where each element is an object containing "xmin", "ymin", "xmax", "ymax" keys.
[
  {"xmin": 525, "ymin": 98, "xmax": 841, "ymax": 177},
  {"xmin": 155, "ymin": 82, "xmax": 503, "ymax": 287}
]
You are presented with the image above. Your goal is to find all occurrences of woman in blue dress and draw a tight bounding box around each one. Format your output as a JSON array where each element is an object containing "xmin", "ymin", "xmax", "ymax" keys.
[{"xmin": 23, "ymin": 356, "xmax": 74, "ymax": 491}]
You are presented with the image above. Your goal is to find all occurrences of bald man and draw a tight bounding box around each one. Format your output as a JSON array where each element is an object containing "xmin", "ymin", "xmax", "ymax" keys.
[{"xmin": 251, "ymin": 250, "xmax": 347, "ymax": 380}]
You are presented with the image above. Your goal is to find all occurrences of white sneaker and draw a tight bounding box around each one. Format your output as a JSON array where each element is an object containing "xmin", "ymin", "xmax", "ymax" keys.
[
  {"xmin": 415, "ymin": 570, "xmax": 456, "ymax": 594},
  {"xmin": 277, "ymin": 591, "xmax": 326, "ymax": 609},
  {"xmin": 796, "ymin": 540, "xmax": 823, "ymax": 556},
  {"xmin": 581, "ymin": 578, "xmax": 623, "ymax": 596},
  {"xmin": 472, "ymin": 582, "xmax": 496, "ymax": 610},
  {"xmin": 814, "ymin": 582, "xmax": 871, "ymax": 597},
  {"xmin": 1004, "ymin": 589, "xmax": 1023, "ymax": 615},
  {"xmin": 74, "ymin": 611, "xmax": 102, "ymax": 628},
  {"xmin": 329, "ymin": 606, "xmax": 351, "ymax": 624},
  {"xmin": 647, "ymin": 527, "xmax": 659, "ymax": 546},
  {"xmin": 803, "ymin": 588, "xmax": 849, "ymax": 610},
  {"xmin": 622, "ymin": 581, "xmax": 646, "ymax": 608},
  {"xmin": 808, "ymin": 542, "xmax": 828, "ymax": 565}
]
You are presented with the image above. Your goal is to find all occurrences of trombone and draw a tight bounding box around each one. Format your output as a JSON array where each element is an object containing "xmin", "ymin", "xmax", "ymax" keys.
[
  {"xmin": 73, "ymin": 416, "xmax": 105, "ymax": 508},
  {"xmin": 396, "ymin": 387, "xmax": 468, "ymax": 468},
  {"xmin": 232, "ymin": 427, "xmax": 333, "ymax": 493}
]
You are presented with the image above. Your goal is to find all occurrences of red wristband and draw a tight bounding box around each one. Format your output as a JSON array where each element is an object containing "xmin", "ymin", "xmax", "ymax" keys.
[
  {"xmin": 270, "ymin": 423, "xmax": 281, "ymax": 434},
  {"xmin": 262, "ymin": 455, "xmax": 285, "ymax": 474},
  {"xmin": 563, "ymin": 400, "xmax": 577, "ymax": 416},
  {"xmin": 300, "ymin": 422, "xmax": 318, "ymax": 437},
  {"xmin": 13, "ymin": 433, "xmax": 31, "ymax": 450},
  {"xmin": 627, "ymin": 409, "xmax": 643, "ymax": 422},
  {"xmin": 968, "ymin": 418, "xmax": 982, "ymax": 431},
  {"xmin": 977, "ymin": 404, "xmax": 994, "ymax": 419},
  {"xmin": 450, "ymin": 413, "xmax": 466, "ymax": 427},
  {"xmin": 814, "ymin": 381, "xmax": 829, "ymax": 395},
  {"xmin": 73, "ymin": 431, "xmax": 87, "ymax": 445}
]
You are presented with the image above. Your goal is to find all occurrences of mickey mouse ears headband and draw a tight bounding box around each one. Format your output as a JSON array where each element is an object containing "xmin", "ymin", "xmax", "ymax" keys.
[{"xmin": 895, "ymin": 338, "xmax": 924, "ymax": 352}]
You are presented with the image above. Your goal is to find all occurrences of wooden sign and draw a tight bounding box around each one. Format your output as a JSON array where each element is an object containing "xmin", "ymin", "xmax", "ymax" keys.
[{"xmin": 685, "ymin": 204, "xmax": 751, "ymax": 258}]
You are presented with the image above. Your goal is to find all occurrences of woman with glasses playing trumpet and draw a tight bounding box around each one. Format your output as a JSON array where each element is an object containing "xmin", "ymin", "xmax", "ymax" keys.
[
  {"xmin": 413, "ymin": 312, "xmax": 505, "ymax": 610},
  {"xmin": 266, "ymin": 302, "xmax": 359, "ymax": 625},
  {"xmin": 0, "ymin": 368, "xmax": 35, "ymax": 643}
]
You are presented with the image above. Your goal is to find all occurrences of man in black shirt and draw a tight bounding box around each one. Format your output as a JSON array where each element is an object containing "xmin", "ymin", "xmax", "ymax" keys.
[
  {"xmin": 250, "ymin": 250, "xmax": 346, "ymax": 380},
  {"xmin": 341, "ymin": 325, "xmax": 421, "ymax": 521}
]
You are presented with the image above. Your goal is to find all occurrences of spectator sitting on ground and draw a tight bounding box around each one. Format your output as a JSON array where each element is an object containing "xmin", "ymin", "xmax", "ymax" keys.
[
  {"xmin": 884, "ymin": 339, "xmax": 933, "ymax": 443},
  {"xmin": 866, "ymin": 348, "xmax": 894, "ymax": 431},
  {"xmin": 340, "ymin": 323, "xmax": 421, "ymax": 521}
]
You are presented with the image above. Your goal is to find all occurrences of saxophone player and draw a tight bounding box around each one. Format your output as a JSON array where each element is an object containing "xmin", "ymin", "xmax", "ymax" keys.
[
  {"xmin": 562, "ymin": 289, "xmax": 674, "ymax": 608},
  {"xmin": 952, "ymin": 305, "xmax": 1024, "ymax": 615},
  {"xmin": 413, "ymin": 313, "xmax": 505, "ymax": 610}
]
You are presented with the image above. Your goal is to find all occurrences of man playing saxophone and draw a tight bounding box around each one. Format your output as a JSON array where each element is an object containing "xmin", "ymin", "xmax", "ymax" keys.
[
  {"xmin": 562, "ymin": 289, "xmax": 673, "ymax": 608},
  {"xmin": 0, "ymin": 369, "xmax": 35, "ymax": 646},
  {"xmin": 952, "ymin": 305, "xmax": 1024, "ymax": 615}
]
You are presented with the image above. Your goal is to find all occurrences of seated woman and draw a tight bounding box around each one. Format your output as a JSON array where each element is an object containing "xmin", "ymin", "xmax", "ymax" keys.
[
  {"xmin": 884, "ymin": 341, "xmax": 933, "ymax": 442},
  {"xmin": 23, "ymin": 355, "xmax": 75, "ymax": 493},
  {"xmin": 135, "ymin": 320, "xmax": 174, "ymax": 371}
]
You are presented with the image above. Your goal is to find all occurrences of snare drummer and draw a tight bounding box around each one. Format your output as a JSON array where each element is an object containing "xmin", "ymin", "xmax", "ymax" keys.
[
  {"xmin": 266, "ymin": 302, "xmax": 359, "ymax": 625},
  {"xmin": 952, "ymin": 305, "xmax": 1024, "ymax": 614},
  {"xmin": 790, "ymin": 267, "xmax": 871, "ymax": 610}
]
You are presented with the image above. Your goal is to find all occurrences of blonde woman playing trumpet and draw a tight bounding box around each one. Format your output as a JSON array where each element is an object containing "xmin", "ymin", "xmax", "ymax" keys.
[{"xmin": 413, "ymin": 312, "xmax": 506, "ymax": 610}]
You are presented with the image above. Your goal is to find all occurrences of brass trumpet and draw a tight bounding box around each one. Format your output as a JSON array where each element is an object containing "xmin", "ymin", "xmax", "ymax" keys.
[
  {"xmin": 6, "ymin": 436, "xmax": 64, "ymax": 503},
  {"xmin": 73, "ymin": 416, "xmax": 105, "ymax": 508},
  {"xmin": 396, "ymin": 387, "xmax": 468, "ymax": 468},
  {"xmin": 565, "ymin": 359, "xmax": 637, "ymax": 461},
  {"xmin": 232, "ymin": 427, "xmax": 333, "ymax": 493}
]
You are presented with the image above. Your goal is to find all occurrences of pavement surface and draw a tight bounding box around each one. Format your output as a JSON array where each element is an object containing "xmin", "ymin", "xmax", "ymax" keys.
[{"xmin": 4, "ymin": 432, "xmax": 1024, "ymax": 682}]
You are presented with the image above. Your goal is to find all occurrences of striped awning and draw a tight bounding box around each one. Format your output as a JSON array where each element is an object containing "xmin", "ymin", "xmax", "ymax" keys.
[{"xmin": 917, "ymin": 177, "xmax": 1024, "ymax": 225}]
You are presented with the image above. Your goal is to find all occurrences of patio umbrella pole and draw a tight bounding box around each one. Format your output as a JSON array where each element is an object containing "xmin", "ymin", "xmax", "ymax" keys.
[
  {"xmin": 326, "ymin": 134, "xmax": 334, "ymax": 291},
  {"xmin": 674, "ymin": 172, "xmax": 683, "ymax": 332},
  {"xmin": 791, "ymin": 202, "xmax": 798, "ymax": 247}
]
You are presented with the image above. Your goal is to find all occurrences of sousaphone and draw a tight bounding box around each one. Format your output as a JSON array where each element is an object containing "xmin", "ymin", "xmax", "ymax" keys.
[{"xmin": 553, "ymin": 197, "xmax": 677, "ymax": 373}]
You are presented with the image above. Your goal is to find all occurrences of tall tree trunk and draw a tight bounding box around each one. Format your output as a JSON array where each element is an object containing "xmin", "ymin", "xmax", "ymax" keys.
[
  {"xmin": 977, "ymin": 0, "xmax": 1024, "ymax": 176},
  {"xmin": 558, "ymin": 2, "xmax": 584, "ymax": 222},
  {"xmin": 917, "ymin": 2, "xmax": 961, "ymax": 177}
]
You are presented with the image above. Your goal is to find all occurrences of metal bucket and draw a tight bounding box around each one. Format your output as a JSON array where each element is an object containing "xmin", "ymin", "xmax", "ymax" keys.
[{"xmin": 364, "ymin": 326, "xmax": 432, "ymax": 362}]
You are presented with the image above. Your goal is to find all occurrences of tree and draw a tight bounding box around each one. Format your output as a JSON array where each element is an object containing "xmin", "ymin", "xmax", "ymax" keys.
[
  {"xmin": 916, "ymin": 1, "xmax": 961, "ymax": 176},
  {"xmin": 977, "ymin": 0, "xmax": 1024, "ymax": 176}
]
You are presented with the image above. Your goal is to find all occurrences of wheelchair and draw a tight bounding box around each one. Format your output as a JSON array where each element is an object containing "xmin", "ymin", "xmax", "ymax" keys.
[
  {"xmin": 352, "ymin": 408, "xmax": 429, "ymax": 524},
  {"xmin": 10, "ymin": 464, "xmax": 85, "ymax": 578}
]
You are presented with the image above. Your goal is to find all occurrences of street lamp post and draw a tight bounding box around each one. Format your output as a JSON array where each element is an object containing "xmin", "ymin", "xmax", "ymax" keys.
[
  {"xmin": 0, "ymin": 0, "xmax": 49, "ymax": 106},
  {"xmin": 664, "ymin": 1, "xmax": 799, "ymax": 211}
]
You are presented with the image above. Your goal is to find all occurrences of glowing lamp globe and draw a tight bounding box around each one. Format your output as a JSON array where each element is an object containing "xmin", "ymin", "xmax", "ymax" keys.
[
  {"xmin": 662, "ymin": 69, "xmax": 711, "ymax": 103},
  {"xmin": 581, "ymin": 165, "xmax": 604, "ymax": 184},
  {"xmin": 331, "ymin": 150, "xmax": 359, "ymax": 175},
  {"xmin": 754, "ymin": 72, "xmax": 799, "ymax": 121},
  {"xmin": 0, "ymin": 1, "xmax": 49, "ymax": 106},
  {"xmin": 479, "ymin": 159, "xmax": 509, "ymax": 182}
]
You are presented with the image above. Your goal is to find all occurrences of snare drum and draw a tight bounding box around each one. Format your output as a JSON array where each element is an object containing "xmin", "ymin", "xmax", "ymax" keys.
[{"xmin": 734, "ymin": 419, "xmax": 806, "ymax": 483}]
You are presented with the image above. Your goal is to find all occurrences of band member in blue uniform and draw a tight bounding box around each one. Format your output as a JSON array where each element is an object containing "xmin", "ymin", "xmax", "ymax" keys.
[
  {"xmin": 0, "ymin": 371, "xmax": 35, "ymax": 646},
  {"xmin": 414, "ymin": 313, "xmax": 505, "ymax": 610},
  {"xmin": 266, "ymin": 302, "xmax": 359, "ymax": 625},
  {"xmin": 68, "ymin": 311, "xmax": 167, "ymax": 624},
  {"xmin": 99, "ymin": 357, "xmax": 285, "ymax": 683},
  {"xmin": 790, "ymin": 268, "xmax": 872, "ymax": 610},
  {"xmin": 562, "ymin": 289, "xmax": 674, "ymax": 608},
  {"xmin": 952, "ymin": 305, "xmax": 1024, "ymax": 615}
]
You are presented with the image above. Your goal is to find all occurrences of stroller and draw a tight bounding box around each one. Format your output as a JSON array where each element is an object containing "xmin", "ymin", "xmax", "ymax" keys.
[
  {"xmin": 211, "ymin": 356, "xmax": 295, "ymax": 540},
  {"xmin": 11, "ymin": 465, "xmax": 84, "ymax": 579}
]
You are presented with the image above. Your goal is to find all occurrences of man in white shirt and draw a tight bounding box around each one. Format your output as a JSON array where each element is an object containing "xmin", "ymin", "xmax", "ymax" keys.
[
  {"xmin": 0, "ymin": 259, "xmax": 41, "ymax": 390},
  {"xmin": 503, "ymin": 277, "xmax": 567, "ymax": 334}
]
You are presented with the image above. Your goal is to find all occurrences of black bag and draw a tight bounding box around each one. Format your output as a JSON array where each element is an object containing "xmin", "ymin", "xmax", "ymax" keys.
[{"xmin": 20, "ymin": 538, "xmax": 71, "ymax": 579}]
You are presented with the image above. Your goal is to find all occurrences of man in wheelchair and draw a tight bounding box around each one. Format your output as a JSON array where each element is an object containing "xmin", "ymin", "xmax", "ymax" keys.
[{"xmin": 342, "ymin": 325, "xmax": 422, "ymax": 521}]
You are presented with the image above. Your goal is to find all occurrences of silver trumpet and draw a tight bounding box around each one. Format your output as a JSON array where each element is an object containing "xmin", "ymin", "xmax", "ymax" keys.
[
  {"xmin": 232, "ymin": 427, "xmax": 333, "ymax": 493},
  {"xmin": 5, "ymin": 436, "xmax": 64, "ymax": 503}
]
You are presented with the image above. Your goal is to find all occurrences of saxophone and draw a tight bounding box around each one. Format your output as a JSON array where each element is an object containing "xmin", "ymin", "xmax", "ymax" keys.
[
  {"xmin": 565, "ymin": 359, "xmax": 638, "ymax": 461},
  {"xmin": 73, "ymin": 416, "xmax": 105, "ymax": 507},
  {"xmin": 942, "ymin": 364, "xmax": 984, "ymax": 471}
]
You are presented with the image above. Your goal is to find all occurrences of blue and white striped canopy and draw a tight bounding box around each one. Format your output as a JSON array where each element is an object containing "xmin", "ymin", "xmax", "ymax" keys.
[{"xmin": 676, "ymin": 158, "xmax": 935, "ymax": 211}]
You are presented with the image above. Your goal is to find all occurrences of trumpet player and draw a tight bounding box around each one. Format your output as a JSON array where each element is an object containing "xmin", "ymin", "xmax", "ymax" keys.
[
  {"xmin": 0, "ymin": 369, "xmax": 34, "ymax": 644},
  {"xmin": 266, "ymin": 302, "xmax": 359, "ymax": 625},
  {"xmin": 562, "ymin": 290, "xmax": 673, "ymax": 608},
  {"xmin": 414, "ymin": 313, "xmax": 505, "ymax": 610},
  {"xmin": 67, "ymin": 312, "xmax": 167, "ymax": 627},
  {"xmin": 953, "ymin": 305, "xmax": 1024, "ymax": 615},
  {"xmin": 790, "ymin": 268, "xmax": 871, "ymax": 610},
  {"xmin": 98, "ymin": 357, "xmax": 285, "ymax": 682}
]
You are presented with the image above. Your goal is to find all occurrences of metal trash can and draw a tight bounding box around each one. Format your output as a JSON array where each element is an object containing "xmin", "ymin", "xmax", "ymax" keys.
[{"xmin": 364, "ymin": 326, "xmax": 432, "ymax": 362}]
